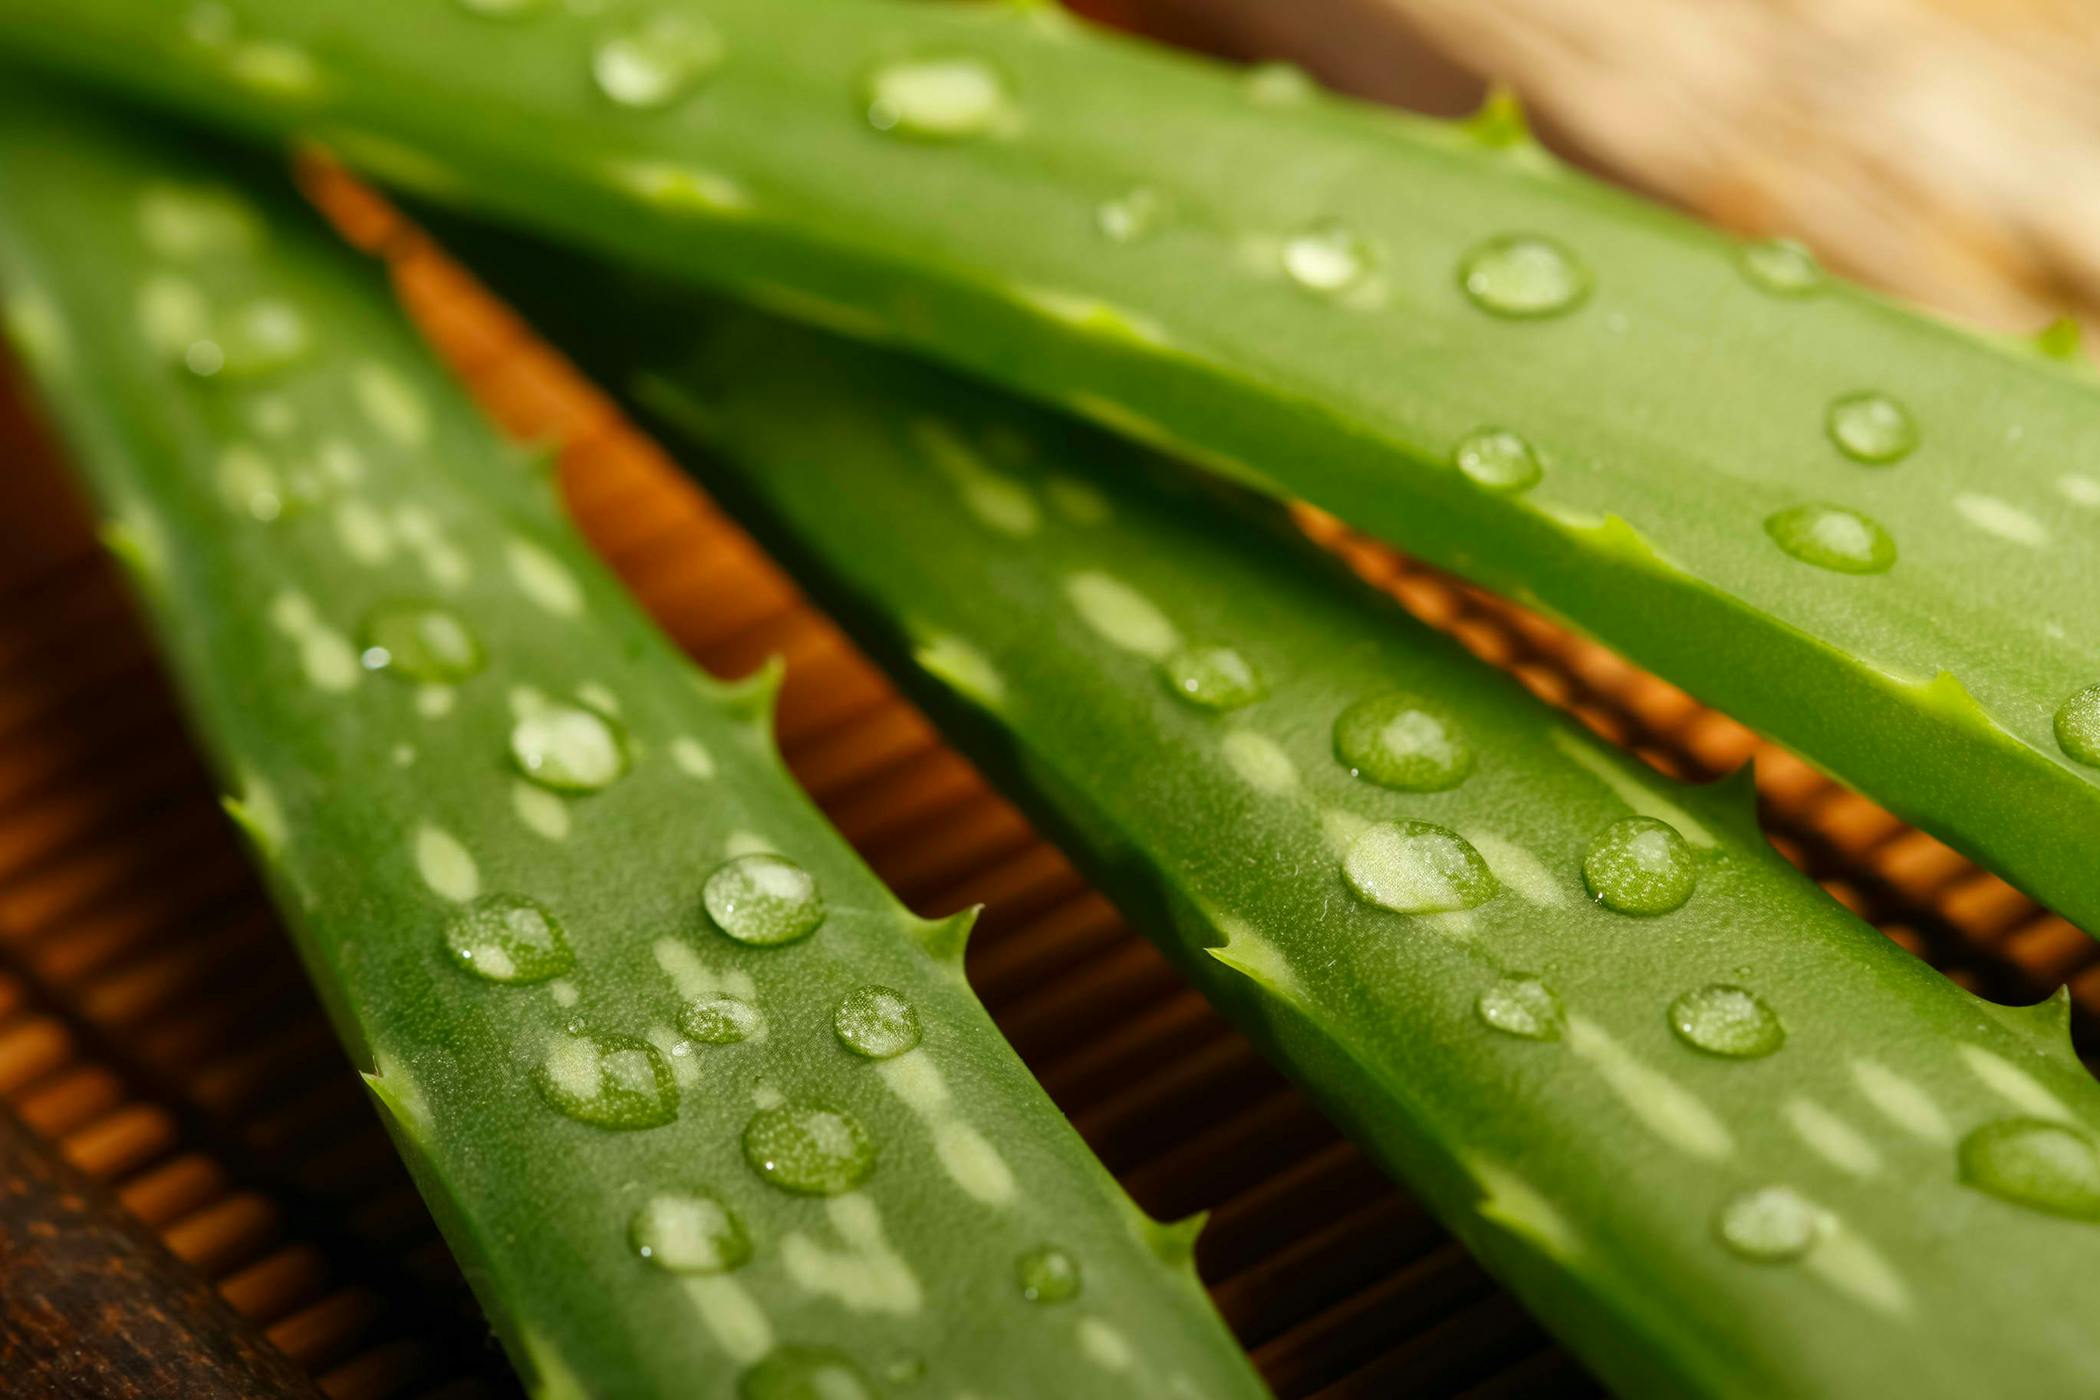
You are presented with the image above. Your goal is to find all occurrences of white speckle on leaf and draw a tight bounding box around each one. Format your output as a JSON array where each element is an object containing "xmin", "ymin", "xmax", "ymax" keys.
[
  {"xmin": 1959, "ymin": 1043, "xmax": 2074, "ymax": 1122},
  {"xmin": 1784, "ymin": 1097, "xmax": 1882, "ymax": 1178},
  {"xmin": 1953, "ymin": 493, "xmax": 2050, "ymax": 548},
  {"xmin": 1065, "ymin": 571, "xmax": 1179, "ymax": 658},
  {"xmin": 512, "ymin": 781, "xmax": 570, "ymax": 841},
  {"xmin": 1567, "ymin": 1016, "xmax": 1732, "ymax": 1159},
  {"xmin": 414, "ymin": 825, "xmax": 479, "ymax": 902},
  {"xmin": 671, "ymin": 736, "xmax": 716, "ymax": 779},
  {"xmin": 354, "ymin": 362, "xmax": 429, "ymax": 446},
  {"xmin": 507, "ymin": 538, "xmax": 584, "ymax": 616},
  {"xmin": 1850, "ymin": 1060, "xmax": 1951, "ymax": 1142}
]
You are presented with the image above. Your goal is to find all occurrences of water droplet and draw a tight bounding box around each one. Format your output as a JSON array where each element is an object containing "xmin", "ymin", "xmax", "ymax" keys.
[
  {"xmin": 1453, "ymin": 428, "xmax": 1542, "ymax": 493},
  {"xmin": 183, "ymin": 340, "xmax": 225, "ymax": 377},
  {"xmin": 1764, "ymin": 503, "xmax": 1897, "ymax": 574},
  {"xmin": 1459, "ymin": 234, "xmax": 1589, "ymax": 318},
  {"xmin": 1160, "ymin": 644, "xmax": 1264, "ymax": 710},
  {"xmin": 510, "ymin": 702, "xmax": 629, "ymax": 793},
  {"xmin": 742, "ymin": 1102, "xmax": 877, "ymax": 1195},
  {"xmin": 592, "ymin": 12, "xmax": 723, "ymax": 109},
  {"xmin": 443, "ymin": 893, "xmax": 573, "ymax": 985},
  {"xmin": 214, "ymin": 299, "xmax": 309, "ymax": 377},
  {"xmin": 1959, "ymin": 1118, "xmax": 2100, "ymax": 1220},
  {"xmin": 1333, "ymin": 693, "xmax": 1473, "ymax": 791},
  {"xmin": 1096, "ymin": 187, "xmax": 1165, "ymax": 244},
  {"xmin": 1016, "ymin": 1245, "xmax": 1082, "ymax": 1303},
  {"xmin": 630, "ymin": 1190, "xmax": 749, "ymax": 1273},
  {"xmin": 739, "ymin": 1347, "xmax": 875, "ymax": 1400},
  {"xmin": 537, "ymin": 1030, "xmax": 678, "ymax": 1129},
  {"xmin": 1826, "ymin": 392, "xmax": 1917, "ymax": 464},
  {"xmin": 1739, "ymin": 239, "xmax": 1821, "ymax": 297},
  {"xmin": 1669, "ymin": 985, "xmax": 1785, "ymax": 1058},
  {"xmin": 359, "ymin": 601, "xmax": 483, "ymax": 684},
  {"xmin": 1343, "ymin": 820, "xmax": 1498, "ymax": 914},
  {"xmin": 1582, "ymin": 816, "xmax": 1697, "ymax": 915},
  {"xmin": 833, "ymin": 986, "xmax": 921, "ymax": 1059},
  {"xmin": 1244, "ymin": 61, "xmax": 1315, "ymax": 105},
  {"xmin": 1476, "ymin": 975, "xmax": 1563, "ymax": 1041},
  {"xmin": 864, "ymin": 56, "xmax": 1010, "ymax": 140},
  {"xmin": 1716, "ymin": 1185, "xmax": 1827, "ymax": 1262},
  {"xmin": 704, "ymin": 854, "xmax": 825, "ymax": 947},
  {"xmin": 2053, "ymin": 685, "xmax": 2100, "ymax": 767},
  {"xmin": 1282, "ymin": 220, "xmax": 1375, "ymax": 296},
  {"xmin": 680, "ymin": 994, "xmax": 762, "ymax": 1045}
]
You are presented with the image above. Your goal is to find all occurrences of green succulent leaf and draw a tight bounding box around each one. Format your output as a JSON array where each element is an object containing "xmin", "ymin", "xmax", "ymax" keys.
[
  {"xmin": 2, "ymin": 0, "xmax": 2096, "ymax": 934},
  {"xmin": 0, "ymin": 86, "xmax": 1262, "ymax": 1400},
  {"xmin": 480, "ymin": 259, "xmax": 2100, "ymax": 1398}
]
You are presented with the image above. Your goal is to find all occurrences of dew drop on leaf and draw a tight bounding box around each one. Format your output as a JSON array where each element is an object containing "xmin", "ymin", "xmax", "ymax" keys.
[
  {"xmin": 739, "ymin": 1347, "xmax": 876, "ymax": 1400},
  {"xmin": 1343, "ymin": 820, "xmax": 1498, "ymax": 914},
  {"xmin": 1716, "ymin": 1185, "xmax": 1827, "ymax": 1262},
  {"xmin": 864, "ymin": 56, "xmax": 1010, "ymax": 139},
  {"xmin": 1763, "ymin": 503, "xmax": 1896, "ymax": 575},
  {"xmin": 1738, "ymin": 239, "xmax": 1822, "ymax": 297},
  {"xmin": 360, "ymin": 601, "xmax": 484, "ymax": 684},
  {"xmin": 592, "ymin": 12, "xmax": 724, "ymax": 110},
  {"xmin": 1476, "ymin": 975, "xmax": 1564, "ymax": 1041},
  {"xmin": 680, "ymin": 994, "xmax": 763, "ymax": 1045},
  {"xmin": 1668, "ymin": 984, "xmax": 1785, "ymax": 1058},
  {"xmin": 1016, "ymin": 1244, "xmax": 1082, "ymax": 1303},
  {"xmin": 1096, "ymin": 187, "xmax": 1166, "ymax": 244},
  {"xmin": 510, "ymin": 702, "xmax": 630, "ymax": 793},
  {"xmin": 1459, "ymin": 233, "xmax": 1589, "ymax": 318},
  {"xmin": 1282, "ymin": 220, "xmax": 1375, "ymax": 296},
  {"xmin": 1160, "ymin": 644, "xmax": 1264, "ymax": 710},
  {"xmin": 1453, "ymin": 428, "xmax": 1543, "ymax": 493},
  {"xmin": 1582, "ymin": 816, "xmax": 1697, "ymax": 915},
  {"xmin": 630, "ymin": 1190, "xmax": 750, "ymax": 1274},
  {"xmin": 537, "ymin": 1029, "xmax": 678, "ymax": 1129},
  {"xmin": 2052, "ymin": 685, "xmax": 2100, "ymax": 768},
  {"xmin": 214, "ymin": 298, "xmax": 309, "ymax": 378},
  {"xmin": 833, "ymin": 985, "xmax": 922, "ymax": 1059},
  {"xmin": 742, "ymin": 1102, "xmax": 877, "ymax": 1195},
  {"xmin": 1333, "ymin": 693, "xmax": 1473, "ymax": 791},
  {"xmin": 1826, "ymin": 391, "xmax": 1918, "ymax": 464},
  {"xmin": 1959, "ymin": 1118, "xmax": 2100, "ymax": 1220},
  {"xmin": 443, "ymin": 893, "xmax": 573, "ymax": 985},
  {"xmin": 704, "ymin": 854, "xmax": 826, "ymax": 947}
]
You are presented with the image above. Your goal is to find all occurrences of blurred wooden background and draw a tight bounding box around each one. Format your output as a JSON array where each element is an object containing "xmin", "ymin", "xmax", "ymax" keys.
[{"xmin": 6, "ymin": 1, "xmax": 2099, "ymax": 1395}]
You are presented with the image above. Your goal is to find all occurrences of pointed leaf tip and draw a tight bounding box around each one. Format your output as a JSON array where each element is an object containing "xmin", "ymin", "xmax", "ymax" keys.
[
  {"xmin": 1143, "ymin": 1210, "xmax": 1207, "ymax": 1269},
  {"xmin": 914, "ymin": 904, "xmax": 979, "ymax": 967},
  {"xmin": 2035, "ymin": 315, "xmax": 2084, "ymax": 363},
  {"xmin": 1464, "ymin": 83, "xmax": 1533, "ymax": 151},
  {"xmin": 1976, "ymin": 985, "xmax": 2076, "ymax": 1060}
]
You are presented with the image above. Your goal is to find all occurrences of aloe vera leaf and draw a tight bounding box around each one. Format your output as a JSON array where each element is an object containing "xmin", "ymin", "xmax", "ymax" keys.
[
  {"xmin": 2, "ymin": 1, "xmax": 2097, "ymax": 938},
  {"xmin": 0, "ymin": 88, "xmax": 1264, "ymax": 1400},
  {"xmin": 473, "ymin": 256, "xmax": 2100, "ymax": 1397}
]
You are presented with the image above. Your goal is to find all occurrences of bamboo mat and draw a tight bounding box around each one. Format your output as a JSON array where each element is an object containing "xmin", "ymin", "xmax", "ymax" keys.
[{"xmin": 3, "ymin": 15, "xmax": 2097, "ymax": 1400}]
